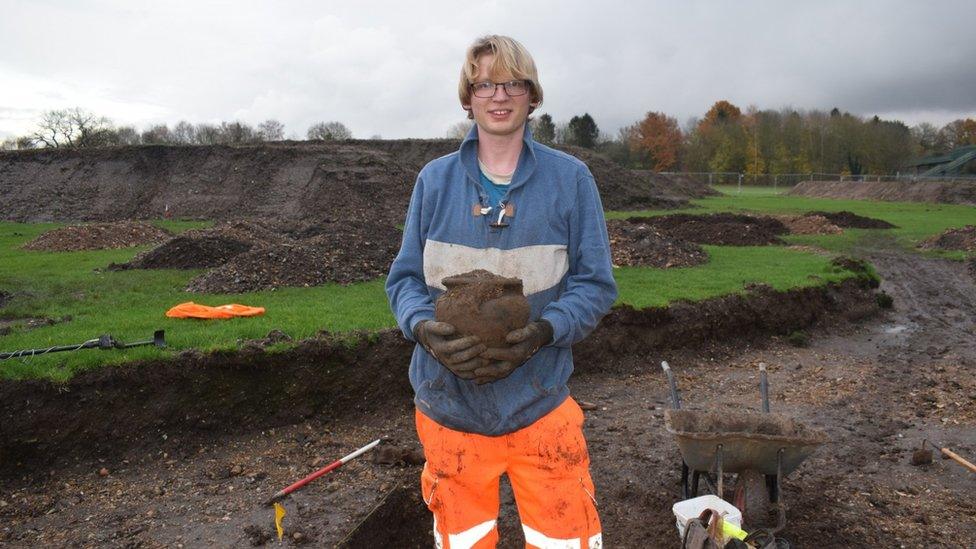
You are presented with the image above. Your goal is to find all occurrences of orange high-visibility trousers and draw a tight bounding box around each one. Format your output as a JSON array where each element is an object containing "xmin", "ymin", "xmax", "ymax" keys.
[{"xmin": 416, "ymin": 397, "xmax": 602, "ymax": 549}]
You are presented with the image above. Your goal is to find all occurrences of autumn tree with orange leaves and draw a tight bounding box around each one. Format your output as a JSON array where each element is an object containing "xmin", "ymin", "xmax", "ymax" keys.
[{"xmin": 627, "ymin": 111, "xmax": 683, "ymax": 171}]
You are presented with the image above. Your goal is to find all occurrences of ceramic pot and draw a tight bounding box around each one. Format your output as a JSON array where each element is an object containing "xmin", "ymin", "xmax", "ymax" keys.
[{"xmin": 434, "ymin": 269, "xmax": 530, "ymax": 348}]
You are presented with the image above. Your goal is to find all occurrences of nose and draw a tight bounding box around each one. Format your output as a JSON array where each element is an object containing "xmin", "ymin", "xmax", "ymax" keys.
[{"xmin": 491, "ymin": 84, "xmax": 510, "ymax": 100}]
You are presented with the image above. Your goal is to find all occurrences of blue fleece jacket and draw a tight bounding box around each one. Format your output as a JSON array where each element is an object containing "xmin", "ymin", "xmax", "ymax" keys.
[{"xmin": 385, "ymin": 124, "xmax": 617, "ymax": 435}]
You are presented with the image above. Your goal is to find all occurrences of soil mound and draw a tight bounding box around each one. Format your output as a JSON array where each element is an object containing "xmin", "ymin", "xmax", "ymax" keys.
[
  {"xmin": 629, "ymin": 213, "xmax": 788, "ymax": 246},
  {"xmin": 0, "ymin": 141, "xmax": 705, "ymax": 225},
  {"xmin": 808, "ymin": 211, "xmax": 896, "ymax": 229},
  {"xmin": 777, "ymin": 214, "xmax": 843, "ymax": 235},
  {"xmin": 111, "ymin": 221, "xmax": 283, "ymax": 270},
  {"xmin": 632, "ymin": 170, "xmax": 719, "ymax": 199},
  {"xmin": 918, "ymin": 225, "xmax": 976, "ymax": 251},
  {"xmin": 556, "ymin": 145, "xmax": 687, "ymax": 210},
  {"xmin": 21, "ymin": 221, "xmax": 172, "ymax": 251},
  {"xmin": 789, "ymin": 180, "xmax": 976, "ymax": 206},
  {"xmin": 577, "ymin": 278, "xmax": 879, "ymax": 363},
  {"xmin": 607, "ymin": 219, "xmax": 708, "ymax": 268},
  {"xmin": 185, "ymin": 221, "xmax": 401, "ymax": 292}
]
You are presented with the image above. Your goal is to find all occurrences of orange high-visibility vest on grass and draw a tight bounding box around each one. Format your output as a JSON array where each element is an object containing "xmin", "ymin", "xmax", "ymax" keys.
[{"xmin": 165, "ymin": 302, "xmax": 265, "ymax": 319}]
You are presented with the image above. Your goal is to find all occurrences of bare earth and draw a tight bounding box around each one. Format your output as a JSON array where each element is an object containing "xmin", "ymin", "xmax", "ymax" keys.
[{"xmin": 1, "ymin": 243, "xmax": 974, "ymax": 548}]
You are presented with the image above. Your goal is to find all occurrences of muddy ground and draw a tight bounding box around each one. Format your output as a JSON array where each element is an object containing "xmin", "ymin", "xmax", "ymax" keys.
[{"xmin": 2, "ymin": 240, "xmax": 974, "ymax": 547}]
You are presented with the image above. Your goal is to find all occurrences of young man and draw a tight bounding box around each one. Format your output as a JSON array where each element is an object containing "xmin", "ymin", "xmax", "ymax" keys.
[{"xmin": 386, "ymin": 35, "xmax": 616, "ymax": 549}]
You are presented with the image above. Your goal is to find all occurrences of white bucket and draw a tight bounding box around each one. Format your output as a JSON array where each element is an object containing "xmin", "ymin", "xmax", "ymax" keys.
[{"xmin": 672, "ymin": 495, "xmax": 742, "ymax": 539}]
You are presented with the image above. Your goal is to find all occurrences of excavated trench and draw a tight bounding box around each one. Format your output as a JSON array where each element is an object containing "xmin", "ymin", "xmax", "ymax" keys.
[
  {"xmin": 0, "ymin": 278, "xmax": 879, "ymax": 477},
  {"xmin": 0, "ymin": 277, "xmax": 882, "ymax": 546}
]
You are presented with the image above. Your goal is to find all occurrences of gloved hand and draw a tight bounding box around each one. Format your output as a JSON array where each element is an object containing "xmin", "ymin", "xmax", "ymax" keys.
[
  {"xmin": 474, "ymin": 320, "xmax": 553, "ymax": 384},
  {"xmin": 414, "ymin": 320, "xmax": 487, "ymax": 380}
]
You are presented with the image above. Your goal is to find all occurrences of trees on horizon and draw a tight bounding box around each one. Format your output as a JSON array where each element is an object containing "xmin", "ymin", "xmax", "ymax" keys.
[{"xmin": 4, "ymin": 105, "xmax": 975, "ymax": 177}]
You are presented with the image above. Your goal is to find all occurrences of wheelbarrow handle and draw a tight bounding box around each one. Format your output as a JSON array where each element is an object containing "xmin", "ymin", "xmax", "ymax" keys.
[
  {"xmin": 661, "ymin": 361, "xmax": 681, "ymax": 410},
  {"xmin": 759, "ymin": 362, "xmax": 770, "ymax": 413}
]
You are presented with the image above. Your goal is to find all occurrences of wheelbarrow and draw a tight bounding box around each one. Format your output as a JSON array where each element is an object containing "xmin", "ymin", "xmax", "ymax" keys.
[{"xmin": 661, "ymin": 361, "xmax": 828, "ymax": 535}]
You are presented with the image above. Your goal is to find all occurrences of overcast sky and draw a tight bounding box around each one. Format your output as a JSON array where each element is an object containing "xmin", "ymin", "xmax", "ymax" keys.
[{"xmin": 1, "ymin": 0, "xmax": 974, "ymax": 141}]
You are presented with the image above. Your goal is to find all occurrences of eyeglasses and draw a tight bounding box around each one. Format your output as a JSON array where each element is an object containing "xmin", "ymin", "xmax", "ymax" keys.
[{"xmin": 470, "ymin": 80, "xmax": 529, "ymax": 98}]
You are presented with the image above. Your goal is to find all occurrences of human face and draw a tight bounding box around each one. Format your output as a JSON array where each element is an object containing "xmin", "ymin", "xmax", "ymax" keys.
[{"xmin": 466, "ymin": 53, "xmax": 535, "ymax": 139}]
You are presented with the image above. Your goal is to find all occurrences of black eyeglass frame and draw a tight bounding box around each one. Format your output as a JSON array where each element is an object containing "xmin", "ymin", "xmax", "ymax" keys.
[{"xmin": 469, "ymin": 80, "xmax": 530, "ymax": 98}]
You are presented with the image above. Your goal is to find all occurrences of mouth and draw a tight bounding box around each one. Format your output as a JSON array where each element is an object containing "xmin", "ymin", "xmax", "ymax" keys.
[{"xmin": 488, "ymin": 109, "xmax": 512, "ymax": 117}]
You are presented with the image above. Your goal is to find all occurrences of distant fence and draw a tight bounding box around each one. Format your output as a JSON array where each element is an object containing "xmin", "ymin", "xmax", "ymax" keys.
[{"xmin": 659, "ymin": 171, "xmax": 976, "ymax": 190}]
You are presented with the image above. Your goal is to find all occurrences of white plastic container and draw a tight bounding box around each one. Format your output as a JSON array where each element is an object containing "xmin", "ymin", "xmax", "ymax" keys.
[{"xmin": 672, "ymin": 495, "xmax": 743, "ymax": 539}]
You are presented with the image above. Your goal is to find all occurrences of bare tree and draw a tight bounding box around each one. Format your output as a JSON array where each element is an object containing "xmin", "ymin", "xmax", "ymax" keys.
[
  {"xmin": 258, "ymin": 119, "xmax": 285, "ymax": 141},
  {"xmin": 194, "ymin": 123, "xmax": 221, "ymax": 145},
  {"xmin": 32, "ymin": 108, "xmax": 113, "ymax": 148},
  {"xmin": 172, "ymin": 121, "xmax": 196, "ymax": 144},
  {"xmin": 219, "ymin": 121, "xmax": 258, "ymax": 144},
  {"xmin": 141, "ymin": 124, "xmax": 173, "ymax": 144},
  {"xmin": 307, "ymin": 121, "xmax": 352, "ymax": 140},
  {"xmin": 15, "ymin": 136, "xmax": 37, "ymax": 149},
  {"xmin": 446, "ymin": 120, "xmax": 474, "ymax": 139}
]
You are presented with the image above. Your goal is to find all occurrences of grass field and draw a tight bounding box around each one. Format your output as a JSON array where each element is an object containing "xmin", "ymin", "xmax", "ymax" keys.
[{"xmin": 2, "ymin": 189, "xmax": 973, "ymax": 381}]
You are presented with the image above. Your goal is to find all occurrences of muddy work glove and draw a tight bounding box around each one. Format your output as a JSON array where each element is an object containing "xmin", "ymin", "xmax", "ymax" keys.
[
  {"xmin": 414, "ymin": 320, "xmax": 487, "ymax": 380},
  {"xmin": 475, "ymin": 321, "xmax": 554, "ymax": 384}
]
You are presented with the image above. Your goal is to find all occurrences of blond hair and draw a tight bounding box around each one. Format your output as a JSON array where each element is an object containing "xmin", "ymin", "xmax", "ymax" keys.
[{"xmin": 458, "ymin": 35, "xmax": 543, "ymax": 119}]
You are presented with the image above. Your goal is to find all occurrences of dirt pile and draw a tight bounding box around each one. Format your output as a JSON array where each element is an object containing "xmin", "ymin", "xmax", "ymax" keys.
[
  {"xmin": 775, "ymin": 214, "xmax": 843, "ymax": 235},
  {"xmin": 0, "ymin": 142, "xmax": 417, "ymax": 226},
  {"xmin": 112, "ymin": 221, "xmax": 283, "ymax": 270},
  {"xmin": 789, "ymin": 180, "xmax": 976, "ymax": 206},
  {"xmin": 556, "ymin": 145, "xmax": 687, "ymax": 210},
  {"xmin": 629, "ymin": 213, "xmax": 789, "ymax": 246},
  {"xmin": 21, "ymin": 221, "xmax": 172, "ymax": 251},
  {"xmin": 632, "ymin": 170, "xmax": 719, "ymax": 199},
  {"xmin": 918, "ymin": 225, "xmax": 976, "ymax": 251},
  {"xmin": 807, "ymin": 210, "xmax": 896, "ymax": 229},
  {"xmin": 108, "ymin": 219, "xmax": 401, "ymax": 291},
  {"xmin": 607, "ymin": 219, "xmax": 708, "ymax": 268},
  {"xmin": 184, "ymin": 221, "xmax": 401, "ymax": 292},
  {"xmin": 0, "ymin": 141, "xmax": 702, "ymax": 225}
]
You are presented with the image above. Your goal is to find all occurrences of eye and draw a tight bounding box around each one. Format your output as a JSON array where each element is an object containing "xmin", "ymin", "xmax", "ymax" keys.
[
  {"xmin": 508, "ymin": 81, "xmax": 525, "ymax": 89},
  {"xmin": 473, "ymin": 82, "xmax": 493, "ymax": 90}
]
